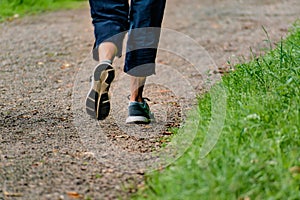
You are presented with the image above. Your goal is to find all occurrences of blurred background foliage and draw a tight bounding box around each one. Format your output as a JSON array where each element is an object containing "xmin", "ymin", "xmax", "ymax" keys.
[{"xmin": 0, "ymin": 0, "xmax": 87, "ymax": 21}]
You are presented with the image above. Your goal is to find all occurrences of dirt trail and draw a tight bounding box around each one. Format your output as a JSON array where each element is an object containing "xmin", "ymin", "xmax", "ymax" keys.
[{"xmin": 0, "ymin": 1, "xmax": 299, "ymax": 199}]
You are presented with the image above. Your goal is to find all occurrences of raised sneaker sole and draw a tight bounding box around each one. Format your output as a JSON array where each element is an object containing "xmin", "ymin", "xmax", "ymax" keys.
[
  {"xmin": 126, "ymin": 116, "xmax": 151, "ymax": 124},
  {"xmin": 86, "ymin": 63, "xmax": 115, "ymax": 120}
]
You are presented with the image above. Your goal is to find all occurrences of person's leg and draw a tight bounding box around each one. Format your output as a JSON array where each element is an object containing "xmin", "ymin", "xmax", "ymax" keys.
[
  {"xmin": 86, "ymin": 0, "xmax": 129, "ymax": 120},
  {"xmin": 125, "ymin": 0, "xmax": 166, "ymax": 76},
  {"xmin": 89, "ymin": 0, "xmax": 129, "ymax": 61},
  {"xmin": 127, "ymin": 0, "xmax": 166, "ymax": 101},
  {"xmin": 130, "ymin": 76, "xmax": 146, "ymax": 102},
  {"xmin": 125, "ymin": 0, "xmax": 166, "ymax": 123},
  {"xmin": 98, "ymin": 42, "xmax": 117, "ymax": 64}
]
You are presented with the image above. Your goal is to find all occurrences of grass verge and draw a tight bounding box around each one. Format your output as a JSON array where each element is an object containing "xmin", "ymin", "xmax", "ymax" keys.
[
  {"xmin": 0, "ymin": 0, "xmax": 86, "ymax": 22},
  {"xmin": 134, "ymin": 21, "xmax": 300, "ymax": 200}
]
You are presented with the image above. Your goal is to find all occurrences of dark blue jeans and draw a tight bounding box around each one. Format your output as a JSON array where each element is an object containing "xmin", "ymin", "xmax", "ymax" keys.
[{"xmin": 89, "ymin": 0, "xmax": 166, "ymax": 77}]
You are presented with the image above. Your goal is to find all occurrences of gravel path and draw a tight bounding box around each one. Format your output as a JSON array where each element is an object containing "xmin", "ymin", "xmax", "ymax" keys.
[{"xmin": 0, "ymin": 1, "xmax": 299, "ymax": 199}]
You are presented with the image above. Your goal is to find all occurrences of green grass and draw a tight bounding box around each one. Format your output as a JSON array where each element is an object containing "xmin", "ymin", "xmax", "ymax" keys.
[
  {"xmin": 134, "ymin": 21, "xmax": 300, "ymax": 200},
  {"xmin": 0, "ymin": 0, "xmax": 86, "ymax": 21}
]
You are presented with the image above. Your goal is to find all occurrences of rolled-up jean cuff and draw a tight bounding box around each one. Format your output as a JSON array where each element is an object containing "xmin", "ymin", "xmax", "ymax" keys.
[
  {"xmin": 124, "ymin": 48, "xmax": 157, "ymax": 77},
  {"xmin": 125, "ymin": 63, "xmax": 156, "ymax": 77}
]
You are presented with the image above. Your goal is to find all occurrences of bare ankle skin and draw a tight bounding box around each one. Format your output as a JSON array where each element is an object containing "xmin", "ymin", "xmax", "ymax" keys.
[{"xmin": 130, "ymin": 76, "xmax": 146, "ymax": 102}]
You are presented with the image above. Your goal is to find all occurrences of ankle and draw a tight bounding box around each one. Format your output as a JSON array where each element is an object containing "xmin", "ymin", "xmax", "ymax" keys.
[
  {"xmin": 130, "ymin": 96, "xmax": 143, "ymax": 103},
  {"xmin": 99, "ymin": 59, "xmax": 112, "ymax": 65}
]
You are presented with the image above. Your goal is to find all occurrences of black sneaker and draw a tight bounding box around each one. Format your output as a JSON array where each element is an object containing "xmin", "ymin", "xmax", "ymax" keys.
[
  {"xmin": 86, "ymin": 63, "xmax": 115, "ymax": 120},
  {"xmin": 126, "ymin": 99, "xmax": 153, "ymax": 124}
]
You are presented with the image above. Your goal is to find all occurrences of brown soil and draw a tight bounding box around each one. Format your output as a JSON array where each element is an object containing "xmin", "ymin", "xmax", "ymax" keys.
[{"xmin": 0, "ymin": 0, "xmax": 299, "ymax": 199}]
